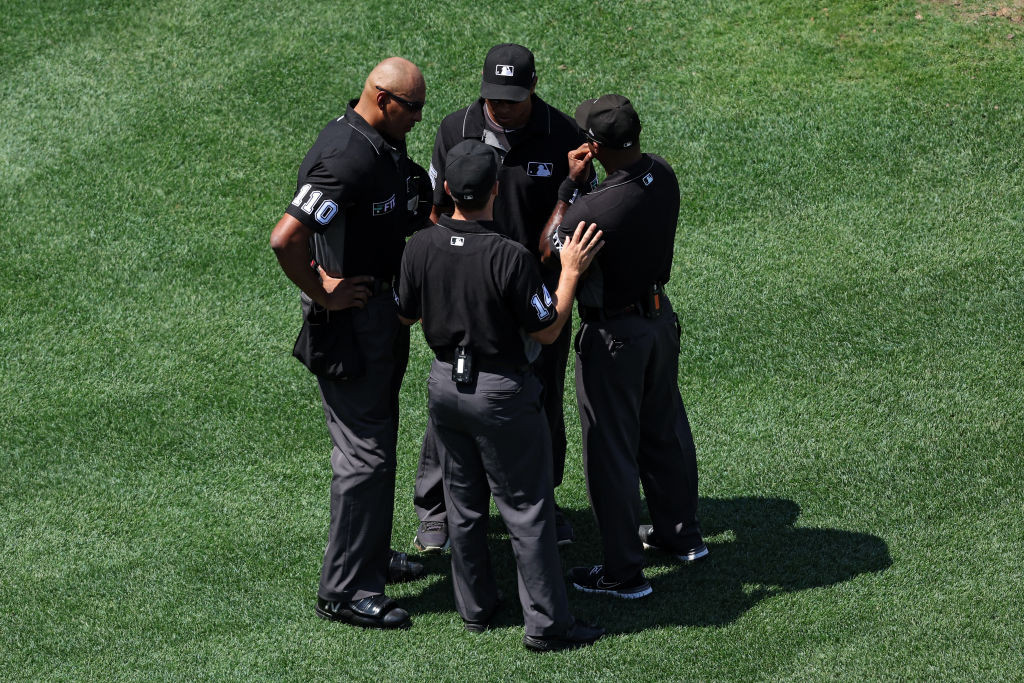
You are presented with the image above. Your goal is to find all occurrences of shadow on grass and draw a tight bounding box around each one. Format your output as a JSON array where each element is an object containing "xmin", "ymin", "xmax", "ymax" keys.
[
  {"xmin": 398, "ymin": 496, "xmax": 891, "ymax": 634},
  {"xmin": 593, "ymin": 496, "xmax": 892, "ymax": 632}
]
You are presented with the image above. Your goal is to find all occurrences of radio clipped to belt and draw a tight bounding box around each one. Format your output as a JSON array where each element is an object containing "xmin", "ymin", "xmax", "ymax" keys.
[
  {"xmin": 645, "ymin": 283, "xmax": 664, "ymax": 319},
  {"xmin": 451, "ymin": 346, "xmax": 474, "ymax": 385}
]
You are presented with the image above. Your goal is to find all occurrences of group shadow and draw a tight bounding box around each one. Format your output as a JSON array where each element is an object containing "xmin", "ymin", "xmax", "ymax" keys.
[{"xmin": 397, "ymin": 496, "xmax": 891, "ymax": 634}]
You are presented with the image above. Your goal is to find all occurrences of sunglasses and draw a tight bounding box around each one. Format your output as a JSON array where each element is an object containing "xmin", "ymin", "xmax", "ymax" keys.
[{"xmin": 375, "ymin": 86, "xmax": 425, "ymax": 113}]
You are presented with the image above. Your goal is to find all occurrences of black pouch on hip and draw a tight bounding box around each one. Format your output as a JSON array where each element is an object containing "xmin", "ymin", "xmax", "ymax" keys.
[
  {"xmin": 292, "ymin": 299, "xmax": 366, "ymax": 380},
  {"xmin": 451, "ymin": 346, "xmax": 474, "ymax": 385}
]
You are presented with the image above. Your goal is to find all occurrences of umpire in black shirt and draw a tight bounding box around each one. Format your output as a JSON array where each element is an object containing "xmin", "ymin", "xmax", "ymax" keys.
[
  {"xmin": 411, "ymin": 44, "xmax": 590, "ymax": 551},
  {"xmin": 398, "ymin": 140, "xmax": 605, "ymax": 651},
  {"xmin": 270, "ymin": 57, "xmax": 429, "ymax": 630},
  {"xmin": 540, "ymin": 95, "xmax": 708, "ymax": 600}
]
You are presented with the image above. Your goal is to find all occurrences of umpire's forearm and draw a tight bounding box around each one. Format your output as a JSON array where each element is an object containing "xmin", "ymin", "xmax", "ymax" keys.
[
  {"xmin": 270, "ymin": 214, "xmax": 328, "ymax": 306},
  {"xmin": 538, "ymin": 199, "xmax": 570, "ymax": 268},
  {"xmin": 531, "ymin": 268, "xmax": 579, "ymax": 345}
]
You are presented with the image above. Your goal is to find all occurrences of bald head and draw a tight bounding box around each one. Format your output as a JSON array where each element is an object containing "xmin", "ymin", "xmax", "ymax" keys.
[
  {"xmin": 354, "ymin": 57, "xmax": 425, "ymax": 141},
  {"xmin": 363, "ymin": 57, "xmax": 425, "ymax": 100}
]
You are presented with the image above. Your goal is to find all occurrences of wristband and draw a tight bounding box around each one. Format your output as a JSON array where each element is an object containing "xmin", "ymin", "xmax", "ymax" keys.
[{"xmin": 557, "ymin": 177, "xmax": 581, "ymax": 204}]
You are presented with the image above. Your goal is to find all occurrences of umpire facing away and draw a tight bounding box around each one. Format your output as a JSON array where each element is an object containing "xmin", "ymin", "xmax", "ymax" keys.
[
  {"xmin": 270, "ymin": 57, "xmax": 430, "ymax": 630},
  {"xmin": 397, "ymin": 140, "xmax": 605, "ymax": 652},
  {"xmin": 540, "ymin": 95, "xmax": 708, "ymax": 600}
]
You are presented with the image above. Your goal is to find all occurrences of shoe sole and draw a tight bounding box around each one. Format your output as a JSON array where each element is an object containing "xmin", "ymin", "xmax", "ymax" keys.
[
  {"xmin": 315, "ymin": 604, "xmax": 411, "ymax": 630},
  {"xmin": 571, "ymin": 581, "xmax": 653, "ymax": 599},
  {"xmin": 641, "ymin": 541, "xmax": 709, "ymax": 563},
  {"xmin": 413, "ymin": 536, "xmax": 451, "ymax": 554},
  {"xmin": 676, "ymin": 545, "xmax": 709, "ymax": 562},
  {"xmin": 556, "ymin": 537, "xmax": 574, "ymax": 547}
]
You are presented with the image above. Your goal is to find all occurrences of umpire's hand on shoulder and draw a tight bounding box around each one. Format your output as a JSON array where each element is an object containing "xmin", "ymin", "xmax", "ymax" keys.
[{"xmin": 559, "ymin": 222, "xmax": 604, "ymax": 278}]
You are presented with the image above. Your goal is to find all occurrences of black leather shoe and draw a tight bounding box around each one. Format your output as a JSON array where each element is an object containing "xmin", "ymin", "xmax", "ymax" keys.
[
  {"xmin": 463, "ymin": 593, "xmax": 503, "ymax": 633},
  {"xmin": 522, "ymin": 619, "xmax": 605, "ymax": 652},
  {"xmin": 316, "ymin": 595, "xmax": 411, "ymax": 629},
  {"xmin": 388, "ymin": 549, "xmax": 426, "ymax": 583},
  {"xmin": 463, "ymin": 616, "xmax": 495, "ymax": 633}
]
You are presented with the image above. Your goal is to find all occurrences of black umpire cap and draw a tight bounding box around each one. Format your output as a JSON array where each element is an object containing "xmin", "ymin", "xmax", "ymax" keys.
[
  {"xmin": 445, "ymin": 140, "xmax": 500, "ymax": 202},
  {"xmin": 575, "ymin": 94, "xmax": 642, "ymax": 149},
  {"xmin": 480, "ymin": 43, "xmax": 536, "ymax": 102}
]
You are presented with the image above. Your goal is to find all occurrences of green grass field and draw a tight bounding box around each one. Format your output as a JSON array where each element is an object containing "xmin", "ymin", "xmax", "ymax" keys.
[{"xmin": 2, "ymin": 0, "xmax": 1022, "ymax": 679}]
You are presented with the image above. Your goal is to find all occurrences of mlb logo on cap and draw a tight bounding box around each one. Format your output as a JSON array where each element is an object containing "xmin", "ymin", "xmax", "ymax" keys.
[{"xmin": 481, "ymin": 43, "xmax": 536, "ymax": 103}]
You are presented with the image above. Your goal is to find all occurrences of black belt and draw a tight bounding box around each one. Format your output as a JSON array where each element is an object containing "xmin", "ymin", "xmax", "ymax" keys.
[
  {"xmin": 579, "ymin": 284, "xmax": 666, "ymax": 323},
  {"xmin": 579, "ymin": 302, "xmax": 644, "ymax": 322},
  {"xmin": 437, "ymin": 352, "xmax": 530, "ymax": 375}
]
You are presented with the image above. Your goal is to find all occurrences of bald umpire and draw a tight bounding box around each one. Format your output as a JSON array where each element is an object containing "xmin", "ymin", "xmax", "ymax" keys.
[
  {"xmin": 397, "ymin": 140, "xmax": 605, "ymax": 652},
  {"xmin": 540, "ymin": 95, "xmax": 708, "ymax": 600},
  {"xmin": 411, "ymin": 43, "xmax": 590, "ymax": 553},
  {"xmin": 270, "ymin": 57, "xmax": 431, "ymax": 629}
]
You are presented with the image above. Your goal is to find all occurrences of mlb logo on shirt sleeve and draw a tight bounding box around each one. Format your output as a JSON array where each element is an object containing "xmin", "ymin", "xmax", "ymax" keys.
[
  {"xmin": 527, "ymin": 162, "xmax": 554, "ymax": 177},
  {"xmin": 642, "ymin": 173, "xmax": 654, "ymax": 186}
]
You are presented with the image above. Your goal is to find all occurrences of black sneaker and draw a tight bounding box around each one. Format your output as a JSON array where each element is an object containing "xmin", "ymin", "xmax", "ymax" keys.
[
  {"xmin": 388, "ymin": 549, "xmax": 426, "ymax": 582},
  {"xmin": 413, "ymin": 520, "xmax": 450, "ymax": 553},
  {"xmin": 523, "ymin": 619, "xmax": 605, "ymax": 652},
  {"xmin": 554, "ymin": 506, "xmax": 575, "ymax": 546},
  {"xmin": 638, "ymin": 525, "xmax": 709, "ymax": 563},
  {"xmin": 568, "ymin": 564, "xmax": 652, "ymax": 599}
]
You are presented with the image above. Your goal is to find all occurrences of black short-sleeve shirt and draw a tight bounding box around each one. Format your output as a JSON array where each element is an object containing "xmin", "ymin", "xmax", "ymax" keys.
[
  {"xmin": 554, "ymin": 154, "xmax": 681, "ymax": 310},
  {"xmin": 398, "ymin": 216, "xmax": 555, "ymax": 366},
  {"xmin": 428, "ymin": 96, "xmax": 587, "ymax": 257},
  {"xmin": 285, "ymin": 101, "xmax": 419, "ymax": 280}
]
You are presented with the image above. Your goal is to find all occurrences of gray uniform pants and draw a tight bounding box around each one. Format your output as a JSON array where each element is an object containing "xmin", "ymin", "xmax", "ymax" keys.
[
  {"xmin": 427, "ymin": 359, "xmax": 572, "ymax": 637},
  {"xmin": 414, "ymin": 326, "xmax": 570, "ymax": 523},
  {"xmin": 315, "ymin": 293, "xmax": 401, "ymax": 602},
  {"xmin": 575, "ymin": 298, "xmax": 701, "ymax": 580}
]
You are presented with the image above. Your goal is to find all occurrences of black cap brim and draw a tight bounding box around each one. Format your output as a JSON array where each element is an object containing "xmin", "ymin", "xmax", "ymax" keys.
[{"xmin": 480, "ymin": 81, "xmax": 531, "ymax": 102}]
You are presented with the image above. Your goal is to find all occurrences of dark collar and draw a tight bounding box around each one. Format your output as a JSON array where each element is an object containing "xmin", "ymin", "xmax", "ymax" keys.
[
  {"xmin": 437, "ymin": 215, "xmax": 502, "ymax": 235},
  {"xmin": 461, "ymin": 95, "xmax": 551, "ymax": 141},
  {"xmin": 597, "ymin": 153, "xmax": 654, "ymax": 190},
  {"xmin": 342, "ymin": 99, "xmax": 406, "ymax": 156}
]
